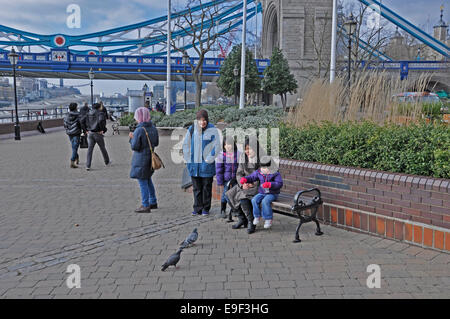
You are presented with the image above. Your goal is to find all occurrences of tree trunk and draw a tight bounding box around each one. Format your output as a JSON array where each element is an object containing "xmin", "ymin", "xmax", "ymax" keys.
[
  {"xmin": 194, "ymin": 74, "xmax": 202, "ymax": 108},
  {"xmin": 280, "ymin": 93, "xmax": 287, "ymax": 109}
]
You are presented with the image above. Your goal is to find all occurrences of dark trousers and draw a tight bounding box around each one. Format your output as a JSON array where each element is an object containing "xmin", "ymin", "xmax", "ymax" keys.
[
  {"xmin": 191, "ymin": 176, "xmax": 213, "ymax": 214},
  {"xmin": 86, "ymin": 132, "xmax": 110, "ymax": 168},
  {"xmin": 240, "ymin": 198, "xmax": 254, "ymax": 222}
]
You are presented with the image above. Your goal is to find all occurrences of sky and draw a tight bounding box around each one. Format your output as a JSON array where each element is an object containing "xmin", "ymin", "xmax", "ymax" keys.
[{"xmin": 0, "ymin": 0, "xmax": 448, "ymax": 95}]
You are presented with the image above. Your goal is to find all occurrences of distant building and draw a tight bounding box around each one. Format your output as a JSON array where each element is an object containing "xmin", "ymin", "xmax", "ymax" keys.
[{"xmin": 385, "ymin": 7, "xmax": 449, "ymax": 61}]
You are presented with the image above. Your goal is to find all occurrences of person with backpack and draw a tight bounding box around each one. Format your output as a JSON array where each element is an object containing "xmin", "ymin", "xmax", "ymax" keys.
[
  {"xmin": 183, "ymin": 109, "xmax": 221, "ymax": 216},
  {"xmin": 82, "ymin": 102, "xmax": 110, "ymax": 171},
  {"xmin": 129, "ymin": 107, "xmax": 159, "ymax": 213},
  {"xmin": 63, "ymin": 103, "xmax": 82, "ymax": 168}
]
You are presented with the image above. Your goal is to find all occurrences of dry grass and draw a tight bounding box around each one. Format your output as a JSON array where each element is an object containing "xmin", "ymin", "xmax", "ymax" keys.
[{"xmin": 287, "ymin": 71, "xmax": 433, "ymax": 127}]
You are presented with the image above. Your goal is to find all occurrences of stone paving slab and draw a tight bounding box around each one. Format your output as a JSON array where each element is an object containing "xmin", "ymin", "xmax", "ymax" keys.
[{"xmin": 0, "ymin": 126, "xmax": 449, "ymax": 299}]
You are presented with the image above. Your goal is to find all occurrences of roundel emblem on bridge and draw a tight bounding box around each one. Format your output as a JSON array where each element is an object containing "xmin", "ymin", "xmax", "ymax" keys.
[
  {"xmin": 88, "ymin": 51, "xmax": 96, "ymax": 55},
  {"xmin": 53, "ymin": 35, "xmax": 66, "ymax": 47}
]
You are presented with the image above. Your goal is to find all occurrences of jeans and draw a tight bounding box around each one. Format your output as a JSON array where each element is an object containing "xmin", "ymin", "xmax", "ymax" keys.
[
  {"xmin": 69, "ymin": 135, "xmax": 80, "ymax": 161},
  {"xmin": 221, "ymin": 179, "xmax": 236, "ymax": 204},
  {"xmin": 86, "ymin": 132, "xmax": 110, "ymax": 168},
  {"xmin": 191, "ymin": 176, "xmax": 213, "ymax": 213},
  {"xmin": 251, "ymin": 193, "xmax": 279, "ymax": 220},
  {"xmin": 137, "ymin": 177, "xmax": 157, "ymax": 207}
]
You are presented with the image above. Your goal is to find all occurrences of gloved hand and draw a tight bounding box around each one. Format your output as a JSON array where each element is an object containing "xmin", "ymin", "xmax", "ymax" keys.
[
  {"xmin": 240, "ymin": 177, "xmax": 247, "ymax": 184},
  {"xmin": 262, "ymin": 182, "xmax": 271, "ymax": 189}
]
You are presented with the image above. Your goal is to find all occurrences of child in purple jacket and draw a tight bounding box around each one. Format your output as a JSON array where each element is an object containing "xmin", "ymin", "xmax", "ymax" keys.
[
  {"xmin": 240, "ymin": 158, "xmax": 283, "ymax": 229},
  {"xmin": 216, "ymin": 136, "xmax": 239, "ymax": 218}
]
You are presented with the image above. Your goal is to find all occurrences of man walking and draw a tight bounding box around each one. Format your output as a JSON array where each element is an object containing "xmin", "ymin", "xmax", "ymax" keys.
[
  {"xmin": 82, "ymin": 102, "xmax": 110, "ymax": 170},
  {"xmin": 64, "ymin": 103, "xmax": 82, "ymax": 168}
]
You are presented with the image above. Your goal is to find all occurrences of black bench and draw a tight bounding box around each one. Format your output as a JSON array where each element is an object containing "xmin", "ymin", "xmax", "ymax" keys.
[{"xmin": 271, "ymin": 188, "xmax": 324, "ymax": 243}]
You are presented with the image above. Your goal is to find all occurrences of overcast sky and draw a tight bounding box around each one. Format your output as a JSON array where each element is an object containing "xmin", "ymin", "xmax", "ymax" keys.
[{"xmin": 0, "ymin": 0, "xmax": 448, "ymax": 95}]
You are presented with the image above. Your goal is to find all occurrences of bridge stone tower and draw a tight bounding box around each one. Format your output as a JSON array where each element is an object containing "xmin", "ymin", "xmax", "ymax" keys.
[{"xmin": 261, "ymin": 0, "xmax": 333, "ymax": 106}]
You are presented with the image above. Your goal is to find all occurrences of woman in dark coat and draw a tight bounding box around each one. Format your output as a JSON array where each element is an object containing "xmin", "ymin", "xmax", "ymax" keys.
[
  {"xmin": 226, "ymin": 136, "xmax": 264, "ymax": 233},
  {"xmin": 129, "ymin": 107, "xmax": 159, "ymax": 213}
]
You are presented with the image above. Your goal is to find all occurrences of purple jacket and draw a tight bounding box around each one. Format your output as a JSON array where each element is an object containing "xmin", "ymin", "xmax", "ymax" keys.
[
  {"xmin": 244, "ymin": 169, "xmax": 283, "ymax": 195},
  {"xmin": 215, "ymin": 151, "xmax": 239, "ymax": 186}
]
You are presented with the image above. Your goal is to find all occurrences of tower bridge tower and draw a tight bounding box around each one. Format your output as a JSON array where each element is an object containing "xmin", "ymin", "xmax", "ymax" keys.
[{"xmin": 261, "ymin": 0, "xmax": 333, "ymax": 106}]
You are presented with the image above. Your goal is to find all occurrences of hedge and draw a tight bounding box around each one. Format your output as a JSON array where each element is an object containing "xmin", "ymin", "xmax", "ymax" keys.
[{"xmin": 279, "ymin": 121, "xmax": 450, "ymax": 179}]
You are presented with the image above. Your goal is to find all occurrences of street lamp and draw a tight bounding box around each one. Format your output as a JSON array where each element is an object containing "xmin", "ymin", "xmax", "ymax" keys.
[
  {"xmin": 88, "ymin": 68, "xmax": 94, "ymax": 107},
  {"xmin": 182, "ymin": 51, "xmax": 189, "ymax": 110},
  {"xmin": 233, "ymin": 66, "xmax": 239, "ymax": 105},
  {"xmin": 8, "ymin": 48, "xmax": 20, "ymax": 140},
  {"xmin": 343, "ymin": 13, "xmax": 357, "ymax": 89}
]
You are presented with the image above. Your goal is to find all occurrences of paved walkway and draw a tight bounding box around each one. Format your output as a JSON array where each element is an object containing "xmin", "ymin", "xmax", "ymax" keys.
[{"xmin": 0, "ymin": 126, "xmax": 449, "ymax": 299}]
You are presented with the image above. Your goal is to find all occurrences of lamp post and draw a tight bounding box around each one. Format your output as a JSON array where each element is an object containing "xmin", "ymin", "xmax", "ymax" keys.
[
  {"xmin": 88, "ymin": 68, "xmax": 94, "ymax": 107},
  {"xmin": 255, "ymin": 0, "xmax": 260, "ymax": 59},
  {"xmin": 233, "ymin": 66, "xmax": 239, "ymax": 105},
  {"xmin": 343, "ymin": 13, "xmax": 357, "ymax": 89},
  {"xmin": 182, "ymin": 51, "xmax": 189, "ymax": 110},
  {"xmin": 8, "ymin": 48, "xmax": 20, "ymax": 140}
]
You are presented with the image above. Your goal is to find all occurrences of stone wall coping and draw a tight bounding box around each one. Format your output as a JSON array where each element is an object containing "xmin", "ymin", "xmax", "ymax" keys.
[{"xmin": 279, "ymin": 158, "xmax": 450, "ymax": 192}]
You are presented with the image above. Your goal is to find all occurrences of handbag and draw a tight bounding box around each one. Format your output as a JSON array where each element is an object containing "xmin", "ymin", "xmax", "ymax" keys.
[
  {"xmin": 80, "ymin": 134, "xmax": 88, "ymax": 149},
  {"xmin": 143, "ymin": 127, "xmax": 165, "ymax": 170}
]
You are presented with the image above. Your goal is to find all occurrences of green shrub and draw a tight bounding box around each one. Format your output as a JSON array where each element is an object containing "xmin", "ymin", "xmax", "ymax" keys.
[
  {"xmin": 118, "ymin": 113, "xmax": 136, "ymax": 126},
  {"xmin": 280, "ymin": 121, "xmax": 450, "ymax": 178}
]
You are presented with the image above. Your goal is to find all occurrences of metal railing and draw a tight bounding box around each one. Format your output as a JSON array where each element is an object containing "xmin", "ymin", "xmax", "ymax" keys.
[{"xmin": 0, "ymin": 108, "xmax": 69, "ymax": 124}]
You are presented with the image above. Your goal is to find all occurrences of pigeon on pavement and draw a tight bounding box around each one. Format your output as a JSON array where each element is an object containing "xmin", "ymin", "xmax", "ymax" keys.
[
  {"xmin": 161, "ymin": 248, "xmax": 183, "ymax": 271},
  {"xmin": 180, "ymin": 228, "xmax": 198, "ymax": 248}
]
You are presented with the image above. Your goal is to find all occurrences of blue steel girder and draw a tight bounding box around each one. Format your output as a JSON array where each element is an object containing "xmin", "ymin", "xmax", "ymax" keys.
[
  {"xmin": 0, "ymin": 50, "xmax": 271, "ymax": 81},
  {"xmin": 0, "ymin": 0, "xmax": 262, "ymax": 56},
  {"xmin": 357, "ymin": 0, "xmax": 449, "ymax": 58}
]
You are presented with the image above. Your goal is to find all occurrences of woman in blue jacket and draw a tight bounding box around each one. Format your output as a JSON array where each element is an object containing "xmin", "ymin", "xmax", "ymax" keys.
[
  {"xmin": 183, "ymin": 109, "xmax": 221, "ymax": 216},
  {"xmin": 129, "ymin": 107, "xmax": 159, "ymax": 213}
]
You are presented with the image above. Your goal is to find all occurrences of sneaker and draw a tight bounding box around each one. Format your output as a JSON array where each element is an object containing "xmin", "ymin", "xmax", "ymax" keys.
[
  {"xmin": 86, "ymin": 167, "xmax": 91, "ymax": 171},
  {"xmin": 192, "ymin": 211, "xmax": 199, "ymax": 216},
  {"xmin": 264, "ymin": 220, "xmax": 273, "ymax": 229},
  {"xmin": 202, "ymin": 210, "xmax": 209, "ymax": 216},
  {"xmin": 105, "ymin": 160, "xmax": 111, "ymax": 166},
  {"xmin": 149, "ymin": 203, "xmax": 158, "ymax": 209},
  {"xmin": 135, "ymin": 206, "xmax": 151, "ymax": 213},
  {"xmin": 253, "ymin": 217, "xmax": 260, "ymax": 225}
]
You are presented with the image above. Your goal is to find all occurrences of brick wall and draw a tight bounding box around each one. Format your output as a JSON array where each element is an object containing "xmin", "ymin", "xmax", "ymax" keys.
[
  {"xmin": 278, "ymin": 159, "xmax": 450, "ymax": 252},
  {"xmin": 211, "ymin": 159, "xmax": 450, "ymax": 252},
  {"xmin": 0, "ymin": 119, "xmax": 64, "ymax": 135}
]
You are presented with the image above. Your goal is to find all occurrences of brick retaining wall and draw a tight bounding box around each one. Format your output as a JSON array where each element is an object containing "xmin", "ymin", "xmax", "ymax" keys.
[
  {"xmin": 0, "ymin": 119, "xmax": 64, "ymax": 135},
  {"xmin": 212, "ymin": 159, "xmax": 450, "ymax": 252}
]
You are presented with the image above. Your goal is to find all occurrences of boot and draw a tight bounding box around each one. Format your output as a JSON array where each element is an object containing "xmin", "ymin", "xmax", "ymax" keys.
[
  {"xmin": 232, "ymin": 210, "xmax": 248, "ymax": 229},
  {"xmin": 220, "ymin": 202, "xmax": 227, "ymax": 219},
  {"xmin": 75, "ymin": 154, "xmax": 79, "ymax": 165},
  {"xmin": 242, "ymin": 205, "xmax": 256, "ymax": 234},
  {"xmin": 70, "ymin": 160, "xmax": 78, "ymax": 168},
  {"xmin": 246, "ymin": 213, "xmax": 256, "ymax": 234}
]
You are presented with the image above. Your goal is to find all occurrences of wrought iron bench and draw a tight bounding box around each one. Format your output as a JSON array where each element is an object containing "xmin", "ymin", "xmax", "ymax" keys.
[{"xmin": 271, "ymin": 188, "xmax": 324, "ymax": 243}]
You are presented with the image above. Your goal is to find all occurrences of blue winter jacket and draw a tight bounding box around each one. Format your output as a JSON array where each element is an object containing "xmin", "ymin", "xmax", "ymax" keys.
[
  {"xmin": 183, "ymin": 123, "xmax": 221, "ymax": 178},
  {"xmin": 130, "ymin": 121, "xmax": 159, "ymax": 179}
]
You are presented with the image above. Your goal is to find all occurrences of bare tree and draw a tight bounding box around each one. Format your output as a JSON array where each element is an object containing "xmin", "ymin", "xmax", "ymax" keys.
[{"xmin": 157, "ymin": 0, "xmax": 239, "ymax": 107}]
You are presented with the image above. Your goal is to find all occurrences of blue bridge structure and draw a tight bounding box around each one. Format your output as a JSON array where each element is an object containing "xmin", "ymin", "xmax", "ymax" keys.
[{"xmin": 0, "ymin": 0, "xmax": 448, "ymax": 82}]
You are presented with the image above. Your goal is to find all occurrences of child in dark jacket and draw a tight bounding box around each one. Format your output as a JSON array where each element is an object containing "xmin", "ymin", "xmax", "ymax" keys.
[
  {"xmin": 240, "ymin": 158, "xmax": 283, "ymax": 229},
  {"xmin": 216, "ymin": 136, "xmax": 239, "ymax": 218}
]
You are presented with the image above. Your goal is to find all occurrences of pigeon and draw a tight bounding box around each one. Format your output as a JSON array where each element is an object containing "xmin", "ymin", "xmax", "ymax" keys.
[
  {"xmin": 180, "ymin": 228, "xmax": 198, "ymax": 248},
  {"xmin": 161, "ymin": 248, "xmax": 183, "ymax": 271}
]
